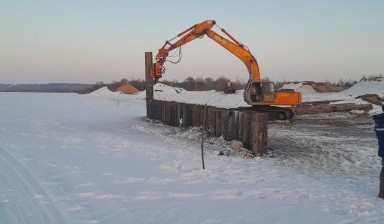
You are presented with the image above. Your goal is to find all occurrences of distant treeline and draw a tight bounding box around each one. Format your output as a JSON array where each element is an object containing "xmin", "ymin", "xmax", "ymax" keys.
[
  {"xmin": 0, "ymin": 83, "xmax": 93, "ymax": 93},
  {"xmin": 2, "ymin": 74, "xmax": 380, "ymax": 93},
  {"xmin": 109, "ymin": 76, "xmax": 363, "ymax": 92},
  {"xmin": 161, "ymin": 76, "xmax": 244, "ymax": 91},
  {"xmin": 77, "ymin": 79, "xmax": 142, "ymax": 94},
  {"xmin": 80, "ymin": 76, "xmax": 245, "ymax": 94}
]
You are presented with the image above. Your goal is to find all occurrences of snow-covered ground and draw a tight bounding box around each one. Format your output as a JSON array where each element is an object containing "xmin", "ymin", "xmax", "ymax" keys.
[
  {"xmin": 136, "ymin": 78, "xmax": 384, "ymax": 114},
  {"xmin": 0, "ymin": 79, "xmax": 384, "ymax": 223}
]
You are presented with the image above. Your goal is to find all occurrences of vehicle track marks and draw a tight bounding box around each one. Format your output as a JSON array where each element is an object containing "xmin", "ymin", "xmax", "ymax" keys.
[{"xmin": 0, "ymin": 143, "xmax": 68, "ymax": 224}]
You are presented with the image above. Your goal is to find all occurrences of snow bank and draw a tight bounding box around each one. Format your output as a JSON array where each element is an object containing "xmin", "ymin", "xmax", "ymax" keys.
[
  {"xmin": 336, "ymin": 77, "xmax": 384, "ymax": 98},
  {"xmin": 89, "ymin": 87, "xmax": 120, "ymax": 96},
  {"xmin": 137, "ymin": 83, "xmax": 248, "ymax": 108},
  {"xmin": 137, "ymin": 79, "xmax": 384, "ymax": 114},
  {"xmin": 332, "ymin": 79, "xmax": 384, "ymax": 112},
  {"xmin": 154, "ymin": 83, "xmax": 186, "ymax": 95},
  {"xmin": 136, "ymin": 83, "xmax": 186, "ymax": 101},
  {"xmin": 85, "ymin": 86, "xmax": 140, "ymax": 106},
  {"xmin": 284, "ymin": 79, "xmax": 384, "ymax": 112},
  {"xmin": 154, "ymin": 83, "xmax": 186, "ymax": 101}
]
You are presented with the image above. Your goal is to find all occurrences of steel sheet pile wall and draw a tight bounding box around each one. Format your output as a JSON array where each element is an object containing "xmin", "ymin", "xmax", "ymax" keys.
[{"xmin": 147, "ymin": 99, "xmax": 268, "ymax": 155}]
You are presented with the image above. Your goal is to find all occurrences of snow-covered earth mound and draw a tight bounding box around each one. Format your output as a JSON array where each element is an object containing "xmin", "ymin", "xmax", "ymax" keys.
[
  {"xmin": 283, "ymin": 79, "xmax": 384, "ymax": 107},
  {"xmin": 137, "ymin": 83, "xmax": 248, "ymax": 108},
  {"xmin": 136, "ymin": 79, "xmax": 384, "ymax": 114},
  {"xmin": 337, "ymin": 77, "xmax": 384, "ymax": 98},
  {"xmin": 89, "ymin": 86, "xmax": 120, "ymax": 96},
  {"xmin": 281, "ymin": 83, "xmax": 318, "ymax": 94},
  {"xmin": 333, "ymin": 78, "xmax": 384, "ymax": 114},
  {"xmin": 154, "ymin": 83, "xmax": 186, "ymax": 94}
]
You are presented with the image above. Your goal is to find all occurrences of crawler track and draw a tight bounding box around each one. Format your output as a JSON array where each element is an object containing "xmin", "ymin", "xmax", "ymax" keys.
[{"xmin": 238, "ymin": 106, "xmax": 294, "ymax": 120}]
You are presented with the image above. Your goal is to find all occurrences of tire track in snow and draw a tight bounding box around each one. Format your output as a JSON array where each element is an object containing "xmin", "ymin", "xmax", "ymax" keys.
[{"xmin": 0, "ymin": 143, "xmax": 67, "ymax": 224}]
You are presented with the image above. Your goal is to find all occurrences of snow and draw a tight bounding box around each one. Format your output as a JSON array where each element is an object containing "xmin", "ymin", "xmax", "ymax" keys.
[
  {"xmin": 136, "ymin": 84, "xmax": 249, "ymax": 109},
  {"xmin": 370, "ymin": 105, "xmax": 384, "ymax": 115},
  {"xmin": 0, "ymin": 79, "xmax": 384, "ymax": 223},
  {"xmin": 89, "ymin": 86, "xmax": 114, "ymax": 95},
  {"xmin": 307, "ymin": 78, "xmax": 384, "ymax": 104},
  {"xmin": 138, "ymin": 79, "xmax": 384, "ymax": 112},
  {"xmin": 282, "ymin": 78, "xmax": 384, "ymax": 103},
  {"xmin": 338, "ymin": 78, "xmax": 384, "ymax": 98}
]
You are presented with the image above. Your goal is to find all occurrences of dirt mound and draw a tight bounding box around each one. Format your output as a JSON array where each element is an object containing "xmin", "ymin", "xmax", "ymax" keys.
[
  {"xmin": 117, "ymin": 83, "xmax": 139, "ymax": 94},
  {"xmin": 302, "ymin": 81, "xmax": 343, "ymax": 93},
  {"xmin": 356, "ymin": 94, "xmax": 384, "ymax": 105},
  {"xmin": 281, "ymin": 83, "xmax": 317, "ymax": 94},
  {"xmin": 283, "ymin": 81, "xmax": 343, "ymax": 93},
  {"xmin": 295, "ymin": 103, "xmax": 373, "ymax": 115}
]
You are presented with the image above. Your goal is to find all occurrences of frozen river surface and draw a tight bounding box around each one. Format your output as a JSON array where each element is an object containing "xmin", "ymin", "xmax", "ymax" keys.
[{"xmin": 0, "ymin": 92, "xmax": 383, "ymax": 224}]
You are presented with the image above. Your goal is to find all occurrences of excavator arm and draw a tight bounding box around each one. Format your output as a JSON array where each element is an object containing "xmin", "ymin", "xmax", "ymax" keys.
[
  {"xmin": 151, "ymin": 20, "xmax": 215, "ymax": 81},
  {"xmin": 151, "ymin": 20, "xmax": 259, "ymax": 82},
  {"xmin": 155, "ymin": 21, "xmax": 215, "ymax": 62},
  {"xmin": 205, "ymin": 29, "xmax": 260, "ymax": 81},
  {"xmin": 150, "ymin": 20, "xmax": 301, "ymax": 111}
]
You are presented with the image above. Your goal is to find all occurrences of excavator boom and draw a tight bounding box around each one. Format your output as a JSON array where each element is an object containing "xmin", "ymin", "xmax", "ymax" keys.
[
  {"xmin": 152, "ymin": 20, "xmax": 216, "ymax": 80},
  {"xmin": 205, "ymin": 29, "xmax": 260, "ymax": 81}
]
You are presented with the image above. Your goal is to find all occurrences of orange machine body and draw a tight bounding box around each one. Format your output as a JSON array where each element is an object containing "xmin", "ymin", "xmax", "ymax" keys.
[{"xmin": 150, "ymin": 20, "xmax": 301, "ymax": 107}]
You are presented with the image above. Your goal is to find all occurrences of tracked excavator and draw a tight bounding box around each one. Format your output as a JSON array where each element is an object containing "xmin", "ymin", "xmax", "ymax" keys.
[{"xmin": 150, "ymin": 20, "xmax": 301, "ymax": 120}]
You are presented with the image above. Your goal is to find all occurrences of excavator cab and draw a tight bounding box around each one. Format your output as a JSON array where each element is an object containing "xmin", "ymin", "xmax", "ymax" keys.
[
  {"xmin": 244, "ymin": 80, "xmax": 277, "ymax": 105},
  {"xmin": 244, "ymin": 79, "xmax": 302, "ymax": 107}
]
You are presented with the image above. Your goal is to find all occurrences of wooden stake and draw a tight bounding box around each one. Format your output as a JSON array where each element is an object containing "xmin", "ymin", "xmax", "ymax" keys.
[
  {"xmin": 250, "ymin": 112, "xmax": 268, "ymax": 155},
  {"xmin": 201, "ymin": 104, "xmax": 207, "ymax": 170},
  {"xmin": 145, "ymin": 52, "xmax": 153, "ymax": 117}
]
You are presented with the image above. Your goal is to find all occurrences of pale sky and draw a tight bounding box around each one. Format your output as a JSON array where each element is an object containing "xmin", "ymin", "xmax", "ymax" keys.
[{"xmin": 1, "ymin": 0, "xmax": 383, "ymax": 84}]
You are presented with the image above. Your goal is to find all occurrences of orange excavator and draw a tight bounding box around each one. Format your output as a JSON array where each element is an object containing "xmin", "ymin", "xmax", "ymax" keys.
[{"xmin": 150, "ymin": 20, "xmax": 301, "ymax": 119}]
